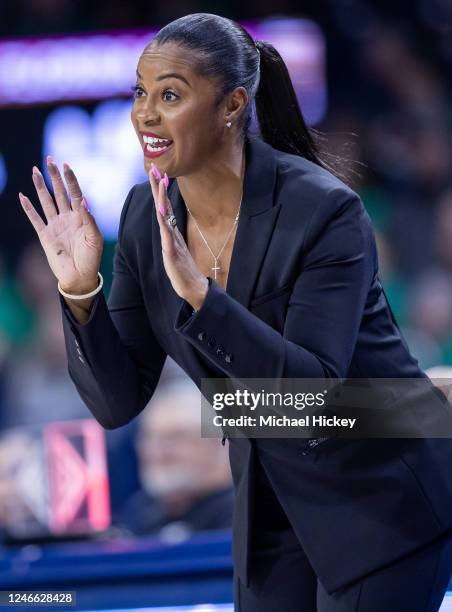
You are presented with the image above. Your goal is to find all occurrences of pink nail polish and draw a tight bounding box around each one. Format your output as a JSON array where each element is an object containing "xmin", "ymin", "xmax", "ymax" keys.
[
  {"xmin": 159, "ymin": 203, "xmax": 166, "ymax": 216},
  {"xmin": 151, "ymin": 164, "xmax": 162, "ymax": 181},
  {"xmin": 81, "ymin": 197, "xmax": 89, "ymax": 210},
  {"xmin": 164, "ymin": 173, "xmax": 169, "ymax": 189}
]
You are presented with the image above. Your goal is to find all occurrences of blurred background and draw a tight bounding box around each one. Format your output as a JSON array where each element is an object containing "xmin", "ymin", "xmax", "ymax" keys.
[{"xmin": 0, "ymin": 0, "xmax": 451, "ymax": 610}]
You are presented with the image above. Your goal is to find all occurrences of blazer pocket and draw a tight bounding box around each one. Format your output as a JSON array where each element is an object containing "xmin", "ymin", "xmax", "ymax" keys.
[
  {"xmin": 250, "ymin": 284, "xmax": 291, "ymax": 307},
  {"xmin": 250, "ymin": 284, "xmax": 292, "ymax": 333}
]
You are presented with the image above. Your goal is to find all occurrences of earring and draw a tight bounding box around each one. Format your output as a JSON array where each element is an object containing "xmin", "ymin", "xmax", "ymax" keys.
[{"xmin": 226, "ymin": 121, "xmax": 232, "ymax": 128}]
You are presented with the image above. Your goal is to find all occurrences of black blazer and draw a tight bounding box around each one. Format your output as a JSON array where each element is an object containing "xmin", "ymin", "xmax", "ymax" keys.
[{"xmin": 60, "ymin": 135, "xmax": 452, "ymax": 595}]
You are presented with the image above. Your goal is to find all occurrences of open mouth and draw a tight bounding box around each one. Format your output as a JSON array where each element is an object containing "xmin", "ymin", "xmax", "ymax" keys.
[{"xmin": 143, "ymin": 135, "xmax": 173, "ymax": 157}]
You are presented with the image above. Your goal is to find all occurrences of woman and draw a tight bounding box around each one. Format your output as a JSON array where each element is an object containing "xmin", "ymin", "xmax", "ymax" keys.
[{"xmin": 19, "ymin": 13, "xmax": 452, "ymax": 612}]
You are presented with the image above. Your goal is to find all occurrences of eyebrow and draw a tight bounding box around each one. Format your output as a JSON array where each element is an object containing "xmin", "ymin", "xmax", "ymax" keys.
[{"xmin": 136, "ymin": 70, "xmax": 191, "ymax": 87}]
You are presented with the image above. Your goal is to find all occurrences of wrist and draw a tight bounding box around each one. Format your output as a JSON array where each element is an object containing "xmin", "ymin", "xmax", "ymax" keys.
[
  {"xmin": 63, "ymin": 296, "xmax": 96, "ymax": 324},
  {"xmin": 59, "ymin": 275, "xmax": 100, "ymax": 296},
  {"xmin": 187, "ymin": 277, "xmax": 209, "ymax": 311}
]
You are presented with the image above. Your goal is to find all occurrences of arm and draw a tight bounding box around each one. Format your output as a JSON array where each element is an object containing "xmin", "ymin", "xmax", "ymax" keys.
[
  {"xmin": 61, "ymin": 187, "xmax": 167, "ymax": 429},
  {"xmin": 173, "ymin": 192, "xmax": 375, "ymax": 379}
]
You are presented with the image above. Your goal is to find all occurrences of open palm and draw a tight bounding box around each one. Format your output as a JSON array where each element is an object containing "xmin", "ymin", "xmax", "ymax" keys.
[{"xmin": 19, "ymin": 157, "xmax": 103, "ymax": 293}]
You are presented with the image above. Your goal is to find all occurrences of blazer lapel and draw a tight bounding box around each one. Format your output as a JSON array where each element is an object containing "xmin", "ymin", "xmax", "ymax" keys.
[
  {"xmin": 167, "ymin": 135, "xmax": 281, "ymax": 310},
  {"xmin": 226, "ymin": 136, "xmax": 281, "ymax": 308}
]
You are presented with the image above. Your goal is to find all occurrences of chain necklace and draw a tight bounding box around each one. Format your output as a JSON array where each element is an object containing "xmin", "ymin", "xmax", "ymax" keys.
[{"xmin": 185, "ymin": 194, "xmax": 243, "ymax": 280}]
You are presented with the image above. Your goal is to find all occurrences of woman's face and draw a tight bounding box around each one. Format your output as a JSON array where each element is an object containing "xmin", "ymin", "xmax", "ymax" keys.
[{"xmin": 131, "ymin": 41, "xmax": 225, "ymax": 178}]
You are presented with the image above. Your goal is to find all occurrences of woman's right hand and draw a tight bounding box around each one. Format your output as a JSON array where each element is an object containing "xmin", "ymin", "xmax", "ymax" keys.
[{"xmin": 19, "ymin": 156, "xmax": 104, "ymax": 295}]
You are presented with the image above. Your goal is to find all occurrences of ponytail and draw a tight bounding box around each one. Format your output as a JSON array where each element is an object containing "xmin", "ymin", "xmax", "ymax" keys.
[{"xmin": 254, "ymin": 40, "xmax": 350, "ymax": 182}]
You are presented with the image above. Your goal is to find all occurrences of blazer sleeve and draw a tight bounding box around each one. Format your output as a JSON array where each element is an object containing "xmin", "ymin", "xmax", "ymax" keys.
[
  {"xmin": 173, "ymin": 190, "xmax": 376, "ymax": 379},
  {"xmin": 60, "ymin": 186, "xmax": 167, "ymax": 429}
]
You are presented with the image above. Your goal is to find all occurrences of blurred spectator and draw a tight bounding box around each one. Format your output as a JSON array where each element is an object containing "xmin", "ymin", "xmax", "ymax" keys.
[
  {"xmin": 16, "ymin": 243, "xmax": 58, "ymax": 312},
  {"xmin": 0, "ymin": 431, "xmax": 35, "ymax": 537},
  {"xmin": 0, "ymin": 254, "xmax": 34, "ymax": 350},
  {"xmin": 409, "ymin": 270, "xmax": 452, "ymax": 342},
  {"xmin": 105, "ymin": 358, "xmax": 191, "ymax": 516},
  {"xmin": 404, "ymin": 268, "xmax": 452, "ymax": 368},
  {"xmin": 2, "ymin": 296, "xmax": 89, "ymax": 427},
  {"xmin": 115, "ymin": 379, "xmax": 234, "ymax": 542},
  {"xmin": 1, "ymin": 245, "xmax": 90, "ymax": 427}
]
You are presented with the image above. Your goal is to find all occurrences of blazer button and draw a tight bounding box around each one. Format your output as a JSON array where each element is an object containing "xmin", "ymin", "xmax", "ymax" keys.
[
  {"xmin": 224, "ymin": 353, "xmax": 233, "ymax": 363},
  {"xmin": 207, "ymin": 337, "xmax": 216, "ymax": 348},
  {"xmin": 197, "ymin": 331, "xmax": 207, "ymax": 341},
  {"xmin": 216, "ymin": 346, "xmax": 225, "ymax": 356}
]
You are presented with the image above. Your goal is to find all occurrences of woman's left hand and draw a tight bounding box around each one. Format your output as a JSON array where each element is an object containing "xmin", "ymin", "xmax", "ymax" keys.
[{"xmin": 149, "ymin": 164, "xmax": 209, "ymax": 311}]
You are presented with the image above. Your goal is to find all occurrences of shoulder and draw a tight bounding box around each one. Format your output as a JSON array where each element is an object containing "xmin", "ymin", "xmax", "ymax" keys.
[
  {"xmin": 267, "ymin": 146, "xmax": 376, "ymax": 267},
  {"xmin": 274, "ymin": 147, "xmax": 361, "ymax": 212},
  {"xmin": 272, "ymin": 147, "xmax": 373, "ymax": 245}
]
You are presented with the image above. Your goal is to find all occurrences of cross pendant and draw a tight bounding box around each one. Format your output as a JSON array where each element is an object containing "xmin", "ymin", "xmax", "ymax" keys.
[{"xmin": 212, "ymin": 260, "xmax": 221, "ymax": 279}]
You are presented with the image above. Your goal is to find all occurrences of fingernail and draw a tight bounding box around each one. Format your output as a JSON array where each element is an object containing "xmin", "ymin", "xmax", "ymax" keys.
[
  {"xmin": 47, "ymin": 155, "xmax": 54, "ymax": 164},
  {"xmin": 164, "ymin": 173, "xmax": 169, "ymax": 189},
  {"xmin": 159, "ymin": 203, "xmax": 166, "ymax": 216},
  {"xmin": 18, "ymin": 192, "xmax": 24, "ymax": 201},
  {"xmin": 32, "ymin": 166, "xmax": 41, "ymax": 175},
  {"xmin": 63, "ymin": 162, "xmax": 70, "ymax": 172},
  {"xmin": 151, "ymin": 163, "xmax": 162, "ymax": 181},
  {"xmin": 81, "ymin": 197, "xmax": 88, "ymax": 210}
]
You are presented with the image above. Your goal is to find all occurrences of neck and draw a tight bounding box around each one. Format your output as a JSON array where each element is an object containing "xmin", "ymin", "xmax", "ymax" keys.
[{"xmin": 176, "ymin": 139, "xmax": 246, "ymax": 227}]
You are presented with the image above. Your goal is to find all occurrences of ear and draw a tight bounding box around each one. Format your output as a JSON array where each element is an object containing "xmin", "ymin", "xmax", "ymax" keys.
[{"xmin": 224, "ymin": 86, "xmax": 249, "ymax": 124}]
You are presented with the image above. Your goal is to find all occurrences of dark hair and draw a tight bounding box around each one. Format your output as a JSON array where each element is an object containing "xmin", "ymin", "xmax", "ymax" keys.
[{"xmin": 151, "ymin": 13, "xmax": 347, "ymax": 181}]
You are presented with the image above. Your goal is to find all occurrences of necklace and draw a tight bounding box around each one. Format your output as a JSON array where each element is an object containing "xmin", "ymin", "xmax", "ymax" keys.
[{"xmin": 185, "ymin": 194, "xmax": 243, "ymax": 280}]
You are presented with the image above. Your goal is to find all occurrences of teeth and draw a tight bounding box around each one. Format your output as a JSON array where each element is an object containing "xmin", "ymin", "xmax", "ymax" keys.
[
  {"xmin": 143, "ymin": 135, "xmax": 172, "ymax": 145},
  {"xmin": 146, "ymin": 143, "xmax": 170, "ymax": 152}
]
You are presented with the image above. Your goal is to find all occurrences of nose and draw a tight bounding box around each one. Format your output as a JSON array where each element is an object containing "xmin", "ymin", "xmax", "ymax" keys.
[
  {"xmin": 136, "ymin": 108, "xmax": 159, "ymax": 124},
  {"xmin": 134, "ymin": 98, "xmax": 159, "ymax": 124}
]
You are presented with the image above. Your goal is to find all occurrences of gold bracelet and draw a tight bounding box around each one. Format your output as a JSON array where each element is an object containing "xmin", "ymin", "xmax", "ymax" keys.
[{"xmin": 58, "ymin": 272, "xmax": 103, "ymax": 300}]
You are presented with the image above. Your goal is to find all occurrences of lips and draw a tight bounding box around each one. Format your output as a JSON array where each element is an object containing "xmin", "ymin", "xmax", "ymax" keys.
[
  {"xmin": 143, "ymin": 140, "xmax": 173, "ymax": 159},
  {"xmin": 140, "ymin": 132, "xmax": 173, "ymax": 158}
]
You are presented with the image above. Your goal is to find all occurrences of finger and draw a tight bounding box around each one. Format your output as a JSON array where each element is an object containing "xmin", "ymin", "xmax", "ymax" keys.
[
  {"xmin": 78, "ymin": 199, "xmax": 104, "ymax": 248},
  {"xmin": 156, "ymin": 179, "xmax": 176, "ymax": 256},
  {"xmin": 173, "ymin": 224, "xmax": 188, "ymax": 253},
  {"xmin": 159, "ymin": 174, "xmax": 186, "ymax": 251},
  {"xmin": 79, "ymin": 199, "xmax": 91, "ymax": 225},
  {"xmin": 158, "ymin": 176, "xmax": 171, "ymax": 220},
  {"xmin": 162, "ymin": 174, "xmax": 174, "ymax": 217},
  {"xmin": 148, "ymin": 165, "xmax": 160, "ymax": 207},
  {"xmin": 31, "ymin": 166, "xmax": 58, "ymax": 220},
  {"xmin": 63, "ymin": 163, "xmax": 83, "ymax": 211},
  {"xmin": 46, "ymin": 155, "xmax": 71, "ymax": 213},
  {"xmin": 150, "ymin": 162, "xmax": 162, "ymax": 182},
  {"xmin": 18, "ymin": 192, "xmax": 46, "ymax": 235},
  {"xmin": 79, "ymin": 199, "xmax": 100, "ymax": 232}
]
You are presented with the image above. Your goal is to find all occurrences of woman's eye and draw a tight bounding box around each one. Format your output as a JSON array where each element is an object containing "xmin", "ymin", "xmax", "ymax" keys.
[
  {"xmin": 131, "ymin": 86, "xmax": 178, "ymax": 102},
  {"xmin": 162, "ymin": 90, "xmax": 178, "ymax": 102},
  {"xmin": 131, "ymin": 85, "xmax": 145, "ymax": 99}
]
